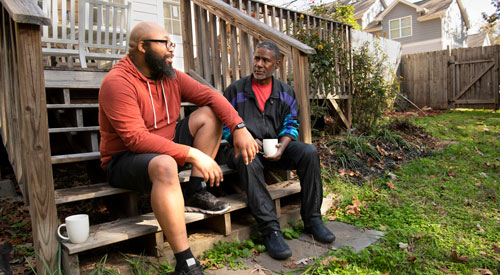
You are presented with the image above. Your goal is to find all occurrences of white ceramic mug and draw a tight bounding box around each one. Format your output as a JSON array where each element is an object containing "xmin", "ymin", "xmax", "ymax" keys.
[
  {"xmin": 263, "ymin": 139, "xmax": 279, "ymax": 156},
  {"xmin": 57, "ymin": 214, "xmax": 89, "ymax": 244}
]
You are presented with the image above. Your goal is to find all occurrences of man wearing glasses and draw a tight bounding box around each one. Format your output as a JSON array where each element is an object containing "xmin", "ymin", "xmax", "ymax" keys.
[{"xmin": 98, "ymin": 21, "xmax": 258, "ymax": 274}]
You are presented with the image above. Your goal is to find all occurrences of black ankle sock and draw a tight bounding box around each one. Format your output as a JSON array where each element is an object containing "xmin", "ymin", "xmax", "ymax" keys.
[
  {"xmin": 181, "ymin": 176, "xmax": 205, "ymax": 197},
  {"xmin": 174, "ymin": 248, "xmax": 196, "ymax": 271}
]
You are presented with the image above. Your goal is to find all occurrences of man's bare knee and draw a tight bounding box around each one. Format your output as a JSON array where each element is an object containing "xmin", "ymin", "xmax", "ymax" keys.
[
  {"xmin": 189, "ymin": 106, "xmax": 222, "ymax": 136},
  {"xmin": 148, "ymin": 155, "xmax": 178, "ymax": 182}
]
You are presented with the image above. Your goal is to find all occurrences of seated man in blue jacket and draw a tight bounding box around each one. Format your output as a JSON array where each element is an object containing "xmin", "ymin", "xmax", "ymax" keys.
[{"xmin": 222, "ymin": 41, "xmax": 335, "ymax": 260}]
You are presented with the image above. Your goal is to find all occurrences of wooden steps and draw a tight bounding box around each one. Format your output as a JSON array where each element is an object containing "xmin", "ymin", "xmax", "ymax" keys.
[
  {"xmin": 54, "ymin": 165, "xmax": 237, "ymax": 204},
  {"xmin": 51, "ymin": 152, "xmax": 100, "ymax": 164},
  {"xmin": 61, "ymin": 180, "xmax": 301, "ymax": 255},
  {"xmin": 49, "ymin": 126, "xmax": 100, "ymax": 133},
  {"xmin": 43, "ymin": 70, "xmax": 302, "ymax": 274},
  {"xmin": 46, "ymin": 103, "xmax": 99, "ymax": 109}
]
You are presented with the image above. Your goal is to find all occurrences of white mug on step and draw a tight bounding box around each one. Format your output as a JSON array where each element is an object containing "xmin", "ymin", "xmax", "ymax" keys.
[
  {"xmin": 57, "ymin": 214, "xmax": 89, "ymax": 244},
  {"xmin": 263, "ymin": 138, "xmax": 279, "ymax": 156}
]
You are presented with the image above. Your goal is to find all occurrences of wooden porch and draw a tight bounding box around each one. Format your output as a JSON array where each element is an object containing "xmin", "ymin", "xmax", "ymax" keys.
[{"xmin": 0, "ymin": 0, "xmax": 352, "ymax": 273}]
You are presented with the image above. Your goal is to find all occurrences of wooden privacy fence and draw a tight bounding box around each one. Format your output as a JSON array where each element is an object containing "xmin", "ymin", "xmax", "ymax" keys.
[
  {"xmin": 400, "ymin": 45, "xmax": 500, "ymax": 110},
  {"xmin": 0, "ymin": 0, "xmax": 58, "ymax": 274}
]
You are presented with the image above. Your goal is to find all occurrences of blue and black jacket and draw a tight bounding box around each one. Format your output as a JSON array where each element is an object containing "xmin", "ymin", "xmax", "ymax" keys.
[{"xmin": 222, "ymin": 75, "xmax": 300, "ymax": 143}]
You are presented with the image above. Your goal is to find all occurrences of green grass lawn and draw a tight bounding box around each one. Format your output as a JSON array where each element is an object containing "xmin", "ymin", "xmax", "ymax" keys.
[
  {"xmin": 44, "ymin": 109, "xmax": 498, "ymax": 274},
  {"xmin": 316, "ymin": 109, "xmax": 500, "ymax": 275}
]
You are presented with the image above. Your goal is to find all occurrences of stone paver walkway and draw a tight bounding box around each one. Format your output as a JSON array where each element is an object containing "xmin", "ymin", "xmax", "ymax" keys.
[{"xmin": 206, "ymin": 221, "xmax": 385, "ymax": 274}]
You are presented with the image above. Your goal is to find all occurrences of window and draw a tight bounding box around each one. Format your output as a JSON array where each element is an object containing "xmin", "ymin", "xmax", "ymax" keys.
[
  {"xmin": 164, "ymin": 0, "xmax": 181, "ymax": 36},
  {"xmin": 389, "ymin": 16, "xmax": 412, "ymax": 39}
]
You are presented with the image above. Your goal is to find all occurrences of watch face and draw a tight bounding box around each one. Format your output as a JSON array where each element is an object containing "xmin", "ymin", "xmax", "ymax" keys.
[{"xmin": 237, "ymin": 123, "xmax": 245, "ymax": 129}]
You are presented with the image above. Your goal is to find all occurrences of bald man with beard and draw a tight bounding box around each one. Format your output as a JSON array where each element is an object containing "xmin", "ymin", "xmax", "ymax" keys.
[{"xmin": 98, "ymin": 22, "xmax": 258, "ymax": 274}]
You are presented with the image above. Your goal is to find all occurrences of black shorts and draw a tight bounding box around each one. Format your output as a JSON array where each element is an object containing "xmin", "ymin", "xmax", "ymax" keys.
[{"xmin": 106, "ymin": 116, "xmax": 193, "ymax": 193}]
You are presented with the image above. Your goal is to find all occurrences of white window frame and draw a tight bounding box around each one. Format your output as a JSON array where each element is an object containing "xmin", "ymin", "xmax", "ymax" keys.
[
  {"xmin": 389, "ymin": 16, "xmax": 412, "ymax": 39},
  {"xmin": 163, "ymin": 0, "xmax": 182, "ymax": 36}
]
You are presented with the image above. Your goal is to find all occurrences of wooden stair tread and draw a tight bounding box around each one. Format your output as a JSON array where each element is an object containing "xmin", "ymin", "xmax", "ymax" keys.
[
  {"xmin": 54, "ymin": 183, "xmax": 130, "ymax": 204},
  {"xmin": 54, "ymin": 165, "xmax": 236, "ymax": 204},
  {"xmin": 49, "ymin": 126, "xmax": 100, "ymax": 133},
  {"xmin": 47, "ymin": 104, "xmax": 99, "ymax": 109},
  {"xmin": 61, "ymin": 181, "xmax": 301, "ymax": 254},
  {"xmin": 44, "ymin": 70, "xmax": 108, "ymax": 89},
  {"xmin": 52, "ymin": 152, "xmax": 100, "ymax": 164}
]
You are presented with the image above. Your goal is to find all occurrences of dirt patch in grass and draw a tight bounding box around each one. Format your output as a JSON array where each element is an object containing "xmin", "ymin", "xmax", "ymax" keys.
[{"xmin": 313, "ymin": 115, "xmax": 440, "ymax": 183}]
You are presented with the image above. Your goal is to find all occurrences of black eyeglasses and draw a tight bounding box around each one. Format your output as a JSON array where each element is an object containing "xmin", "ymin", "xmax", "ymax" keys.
[{"xmin": 142, "ymin": 39, "xmax": 176, "ymax": 50}]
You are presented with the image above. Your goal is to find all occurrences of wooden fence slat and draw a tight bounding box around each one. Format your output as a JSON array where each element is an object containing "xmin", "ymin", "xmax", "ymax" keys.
[{"xmin": 495, "ymin": 45, "xmax": 499, "ymax": 109}]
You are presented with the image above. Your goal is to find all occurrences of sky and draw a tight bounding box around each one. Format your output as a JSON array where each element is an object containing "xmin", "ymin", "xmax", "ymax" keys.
[{"xmin": 264, "ymin": 0, "xmax": 496, "ymax": 34}]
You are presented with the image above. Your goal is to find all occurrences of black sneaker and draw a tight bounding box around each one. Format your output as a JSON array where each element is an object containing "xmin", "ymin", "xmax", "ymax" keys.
[
  {"xmin": 263, "ymin": 231, "xmax": 292, "ymax": 260},
  {"xmin": 174, "ymin": 258, "xmax": 204, "ymax": 275},
  {"xmin": 305, "ymin": 220, "xmax": 336, "ymax": 243},
  {"xmin": 184, "ymin": 190, "xmax": 231, "ymax": 214}
]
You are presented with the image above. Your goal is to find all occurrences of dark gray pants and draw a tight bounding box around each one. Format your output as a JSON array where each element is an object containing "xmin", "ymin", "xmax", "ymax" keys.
[{"xmin": 225, "ymin": 141, "xmax": 323, "ymax": 235}]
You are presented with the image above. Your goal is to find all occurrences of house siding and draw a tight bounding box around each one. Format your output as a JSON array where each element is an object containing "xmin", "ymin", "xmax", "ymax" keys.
[
  {"xmin": 128, "ymin": 0, "xmax": 185, "ymax": 71},
  {"xmin": 443, "ymin": 0, "xmax": 467, "ymax": 49},
  {"xmin": 129, "ymin": 0, "xmax": 164, "ymax": 26},
  {"xmin": 361, "ymin": 0, "xmax": 385, "ymax": 29},
  {"xmin": 381, "ymin": 2, "xmax": 442, "ymax": 54}
]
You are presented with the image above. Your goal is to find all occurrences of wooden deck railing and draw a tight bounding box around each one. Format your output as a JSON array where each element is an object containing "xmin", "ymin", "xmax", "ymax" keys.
[
  {"xmin": 0, "ymin": 0, "xmax": 58, "ymax": 274},
  {"xmin": 181, "ymin": 0, "xmax": 317, "ymax": 142},
  {"xmin": 230, "ymin": 0, "xmax": 353, "ymax": 99}
]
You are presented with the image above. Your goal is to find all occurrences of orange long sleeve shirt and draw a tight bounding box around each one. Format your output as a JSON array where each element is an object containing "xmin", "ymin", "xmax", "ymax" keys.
[{"xmin": 98, "ymin": 55, "xmax": 242, "ymax": 168}]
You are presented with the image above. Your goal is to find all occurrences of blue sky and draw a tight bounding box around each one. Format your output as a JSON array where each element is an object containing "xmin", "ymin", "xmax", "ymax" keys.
[{"xmin": 265, "ymin": 0, "xmax": 496, "ymax": 33}]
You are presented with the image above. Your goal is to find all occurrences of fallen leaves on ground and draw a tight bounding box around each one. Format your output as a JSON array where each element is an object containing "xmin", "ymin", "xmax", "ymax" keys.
[
  {"xmin": 492, "ymin": 244, "xmax": 500, "ymax": 254},
  {"xmin": 294, "ymin": 257, "xmax": 313, "ymax": 265},
  {"xmin": 407, "ymin": 256, "xmax": 417, "ymax": 262},
  {"xmin": 386, "ymin": 181, "xmax": 396, "ymax": 189},
  {"xmin": 250, "ymin": 264, "xmax": 271, "ymax": 275},
  {"xmin": 314, "ymin": 114, "xmax": 438, "ymax": 184},
  {"xmin": 450, "ymin": 251, "xmax": 469, "ymax": 262},
  {"xmin": 282, "ymin": 261, "xmax": 298, "ymax": 269},
  {"xmin": 345, "ymin": 199, "xmax": 363, "ymax": 216},
  {"xmin": 474, "ymin": 268, "xmax": 493, "ymax": 275}
]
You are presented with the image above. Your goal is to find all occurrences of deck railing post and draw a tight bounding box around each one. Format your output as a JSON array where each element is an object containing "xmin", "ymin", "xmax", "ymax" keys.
[
  {"xmin": 16, "ymin": 22, "xmax": 58, "ymax": 274},
  {"xmin": 0, "ymin": 0, "xmax": 55, "ymax": 273},
  {"xmin": 292, "ymin": 47, "xmax": 312, "ymax": 143}
]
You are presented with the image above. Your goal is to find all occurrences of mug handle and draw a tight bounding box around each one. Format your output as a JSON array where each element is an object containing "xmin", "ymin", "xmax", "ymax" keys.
[{"xmin": 57, "ymin": 224, "xmax": 69, "ymax": 240}]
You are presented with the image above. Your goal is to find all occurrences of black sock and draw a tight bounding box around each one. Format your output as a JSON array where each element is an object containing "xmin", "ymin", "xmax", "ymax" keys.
[
  {"xmin": 181, "ymin": 176, "xmax": 205, "ymax": 198},
  {"xmin": 174, "ymin": 248, "xmax": 197, "ymax": 271}
]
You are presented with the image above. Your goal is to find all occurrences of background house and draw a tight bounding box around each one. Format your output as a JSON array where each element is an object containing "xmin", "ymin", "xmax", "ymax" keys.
[
  {"xmin": 467, "ymin": 32, "xmax": 491, "ymax": 47},
  {"xmin": 363, "ymin": 0, "xmax": 470, "ymax": 54},
  {"xmin": 323, "ymin": 0, "xmax": 387, "ymax": 30}
]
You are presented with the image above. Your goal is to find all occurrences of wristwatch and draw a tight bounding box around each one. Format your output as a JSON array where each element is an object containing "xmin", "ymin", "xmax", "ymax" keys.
[{"xmin": 234, "ymin": 122, "xmax": 246, "ymax": 131}]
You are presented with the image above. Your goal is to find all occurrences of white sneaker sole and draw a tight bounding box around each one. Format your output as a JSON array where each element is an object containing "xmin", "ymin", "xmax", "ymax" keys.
[{"xmin": 184, "ymin": 204, "xmax": 231, "ymax": 215}]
